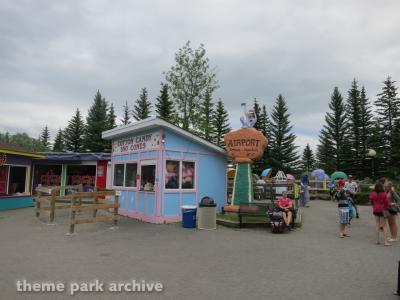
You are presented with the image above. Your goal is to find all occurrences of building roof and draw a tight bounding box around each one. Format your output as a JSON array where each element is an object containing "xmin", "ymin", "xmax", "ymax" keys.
[
  {"xmin": 0, "ymin": 141, "xmax": 45, "ymax": 158},
  {"xmin": 36, "ymin": 152, "xmax": 111, "ymax": 162},
  {"xmin": 102, "ymin": 117, "xmax": 226, "ymax": 155}
]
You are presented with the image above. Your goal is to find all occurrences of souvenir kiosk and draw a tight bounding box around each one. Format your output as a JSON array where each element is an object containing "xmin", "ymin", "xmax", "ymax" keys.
[
  {"xmin": 102, "ymin": 117, "xmax": 227, "ymax": 224},
  {"xmin": 0, "ymin": 141, "xmax": 45, "ymax": 210},
  {"xmin": 32, "ymin": 152, "xmax": 111, "ymax": 192}
]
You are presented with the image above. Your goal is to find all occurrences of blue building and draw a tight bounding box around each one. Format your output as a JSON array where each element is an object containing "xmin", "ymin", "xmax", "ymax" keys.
[{"xmin": 102, "ymin": 117, "xmax": 227, "ymax": 224}]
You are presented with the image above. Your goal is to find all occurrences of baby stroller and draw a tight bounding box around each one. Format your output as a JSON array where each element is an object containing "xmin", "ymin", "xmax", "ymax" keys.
[{"xmin": 268, "ymin": 209, "xmax": 286, "ymax": 233}]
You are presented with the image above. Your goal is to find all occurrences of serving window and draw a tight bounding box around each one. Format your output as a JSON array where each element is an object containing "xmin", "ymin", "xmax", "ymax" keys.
[
  {"xmin": 165, "ymin": 160, "xmax": 195, "ymax": 190},
  {"xmin": 113, "ymin": 164, "xmax": 125, "ymax": 187},
  {"xmin": 140, "ymin": 160, "xmax": 156, "ymax": 191}
]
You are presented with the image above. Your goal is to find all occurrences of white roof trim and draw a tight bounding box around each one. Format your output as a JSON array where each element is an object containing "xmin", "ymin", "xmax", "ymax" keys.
[{"xmin": 102, "ymin": 117, "xmax": 226, "ymax": 155}]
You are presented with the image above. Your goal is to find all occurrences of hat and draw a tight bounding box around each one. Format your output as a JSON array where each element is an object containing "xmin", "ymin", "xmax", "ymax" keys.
[
  {"xmin": 338, "ymin": 179, "xmax": 346, "ymax": 186},
  {"xmin": 349, "ymin": 175, "xmax": 353, "ymax": 178}
]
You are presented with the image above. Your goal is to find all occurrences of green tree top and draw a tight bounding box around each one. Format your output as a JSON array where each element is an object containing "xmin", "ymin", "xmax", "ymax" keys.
[
  {"xmin": 132, "ymin": 88, "xmax": 152, "ymax": 121},
  {"xmin": 165, "ymin": 41, "xmax": 219, "ymax": 131}
]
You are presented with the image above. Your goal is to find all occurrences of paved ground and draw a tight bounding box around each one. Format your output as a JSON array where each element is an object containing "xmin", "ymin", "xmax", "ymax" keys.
[{"xmin": 0, "ymin": 200, "xmax": 399, "ymax": 300}]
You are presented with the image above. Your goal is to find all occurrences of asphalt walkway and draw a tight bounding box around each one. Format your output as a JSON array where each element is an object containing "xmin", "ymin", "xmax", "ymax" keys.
[{"xmin": 0, "ymin": 200, "xmax": 399, "ymax": 300}]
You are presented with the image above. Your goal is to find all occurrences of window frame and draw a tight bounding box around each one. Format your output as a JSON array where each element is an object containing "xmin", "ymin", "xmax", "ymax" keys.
[
  {"xmin": 1, "ymin": 164, "xmax": 29, "ymax": 196},
  {"xmin": 139, "ymin": 159, "xmax": 156, "ymax": 192},
  {"xmin": 164, "ymin": 159, "xmax": 196, "ymax": 192},
  {"xmin": 112, "ymin": 161, "xmax": 139, "ymax": 190}
]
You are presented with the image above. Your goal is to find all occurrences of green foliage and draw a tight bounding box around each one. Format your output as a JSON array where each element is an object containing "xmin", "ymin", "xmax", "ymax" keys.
[
  {"xmin": 121, "ymin": 101, "xmax": 131, "ymax": 125},
  {"xmin": 0, "ymin": 132, "xmax": 46, "ymax": 152},
  {"xmin": 302, "ymin": 143, "xmax": 315, "ymax": 172},
  {"xmin": 132, "ymin": 88, "xmax": 152, "ymax": 121},
  {"xmin": 198, "ymin": 90, "xmax": 214, "ymax": 141},
  {"xmin": 165, "ymin": 41, "xmax": 219, "ymax": 131},
  {"xmin": 64, "ymin": 108, "xmax": 85, "ymax": 152},
  {"xmin": 345, "ymin": 79, "xmax": 362, "ymax": 176},
  {"xmin": 359, "ymin": 86, "xmax": 374, "ymax": 176},
  {"xmin": 52, "ymin": 129, "xmax": 64, "ymax": 152},
  {"xmin": 213, "ymin": 100, "xmax": 230, "ymax": 148},
  {"xmin": 253, "ymin": 98, "xmax": 262, "ymax": 131},
  {"xmin": 40, "ymin": 125, "xmax": 50, "ymax": 150},
  {"xmin": 83, "ymin": 90, "xmax": 110, "ymax": 152},
  {"xmin": 269, "ymin": 94, "xmax": 300, "ymax": 173},
  {"xmin": 374, "ymin": 76, "xmax": 400, "ymax": 176},
  {"xmin": 155, "ymin": 83, "xmax": 175, "ymax": 123},
  {"xmin": 316, "ymin": 129, "xmax": 335, "ymax": 174},
  {"xmin": 107, "ymin": 103, "xmax": 117, "ymax": 129},
  {"xmin": 318, "ymin": 87, "xmax": 348, "ymax": 171}
]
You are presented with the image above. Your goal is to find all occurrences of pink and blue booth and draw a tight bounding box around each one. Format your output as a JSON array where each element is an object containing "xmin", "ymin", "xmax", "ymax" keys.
[{"xmin": 102, "ymin": 117, "xmax": 227, "ymax": 224}]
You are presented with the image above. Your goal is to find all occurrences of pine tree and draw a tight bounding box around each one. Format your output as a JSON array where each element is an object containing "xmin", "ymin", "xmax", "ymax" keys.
[
  {"xmin": 155, "ymin": 83, "xmax": 175, "ymax": 122},
  {"xmin": 64, "ymin": 109, "xmax": 85, "ymax": 152},
  {"xmin": 198, "ymin": 90, "xmax": 214, "ymax": 141},
  {"xmin": 375, "ymin": 76, "xmax": 400, "ymax": 175},
  {"xmin": 108, "ymin": 103, "xmax": 117, "ymax": 129},
  {"xmin": 121, "ymin": 101, "xmax": 131, "ymax": 125},
  {"xmin": 320, "ymin": 87, "xmax": 348, "ymax": 171},
  {"xmin": 259, "ymin": 105, "xmax": 270, "ymax": 138},
  {"xmin": 83, "ymin": 90, "xmax": 109, "ymax": 152},
  {"xmin": 269, "ymin": 94, "xmax": 300, "ymax": 173},
  {"xmin": 316, "ymin": 129, "xmax": 335, "ymax": 174},
  {"xmin": 53, "ymin": 129, "xmax": 65, "ymax": 152},
  {"xmin": 345, "ymin": 79, "xmax": 362, "ymax": 176},
  {"xmin": 359, "ymin": 86, "xmax": 374, "ymax": 177},
  {"xmin": 213, "ymin": 100, "xmax": 230, "ymax": 148},
  {"xmin": 253, "ymin": 98, "xmax": 262, "ymax": 131},
  {"xmin": 40, "ymin": 125, "xmax": 51, "ymax": 150},
  {"xmin": 302, "ymin": 143, "xmax": 315, "ymax": 173},
  {"xmin": 132, "ymin": 88, "xmax": 152, "ymax": 121}
]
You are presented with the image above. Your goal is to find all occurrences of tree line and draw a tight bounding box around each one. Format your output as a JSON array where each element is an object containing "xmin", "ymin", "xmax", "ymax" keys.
[
  {"xmin": 0, "ymin": 41, "xmax": 398, "ymax": 179},
  {"xmin": 314, "ymin": 77, "xmax": 400, "ymax": 179}
]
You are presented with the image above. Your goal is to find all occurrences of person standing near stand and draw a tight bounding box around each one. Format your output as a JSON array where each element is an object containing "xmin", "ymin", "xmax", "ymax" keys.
[{"xmin": 300, "ymin": 175, "xmax": 310, "ymax": 207}]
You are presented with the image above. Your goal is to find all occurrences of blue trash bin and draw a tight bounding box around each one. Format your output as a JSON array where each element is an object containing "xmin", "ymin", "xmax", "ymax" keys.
[{"xmin": 182, "ymin": 205, "xmax": 197, "ymax": 228}]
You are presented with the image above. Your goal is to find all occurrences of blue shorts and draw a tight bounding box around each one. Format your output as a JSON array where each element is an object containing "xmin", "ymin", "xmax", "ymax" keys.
[{"xmin": 339, "ymin": 207, "xmax": 350, "ymax": 224}]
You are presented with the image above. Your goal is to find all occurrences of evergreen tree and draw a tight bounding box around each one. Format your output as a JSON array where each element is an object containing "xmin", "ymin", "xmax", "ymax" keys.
[
  {"xmin": 155, "ymin": 83, "xmax": 175, "ymax": 122},
  {"xmin": 253, "ymin": 98, "xmax": 262, "ymax": 131},
  {"xmin": 374, "ymin": 76, "xmax": 400, "ymax": 175},
  {"xmin": 53, "ymin": 129, "xmax": 65, "ymax": 152},
  {"xmin": 132, "ymin": 88, "xmax": 152, "ymax": 121},
  {"xmin": 302, "ymin": 143, "xmax": 315, "ymax": 173},
  {"xmin": 165, "ymin": 41, "xmax": 219, "ymax": 131},
  {"xmin": 254, "ymin": 104, "xmax": 271, "ymax": 174},
  {"xmin": 345, "ymin": 79, "xmax": 362, "ymax": 176},
  {"xmin": 121, "ymin": 101, "xmax": 131, "ymax": 125},
  {"xmin": 316, "ymin": 129, "xmax": 335, "ymax": 174},
  {"xmin": 359, "ymin": 86, "xmax": 374, "ymax": 177},
  {"xmin": 319, "ymin": 87, "xmax": 348, "ymax": 171},
  {"xmin": 213, "ymin": 100, "xmax": 230, "ymax": 147},
  {"xmin": 40, "ymin": 125, "xmax": 50, "ymax": 150},
  {"xmin": 198, "ymin": 90, "xmax": 214, "ymax": 141},
  {"xmin": 107, "ymin": 103, "xmax": 117, "ymax": 129},
  {"xmin": 64, "ymin": 109, "xmax": 85, "ymax": 152},
  {"xmin": 269, "ymin": 94, "xmax": 300, "ymax": 173},
  {"xmin": 83, "ymin": 90, "xmax": 109, "ymax": 152}
]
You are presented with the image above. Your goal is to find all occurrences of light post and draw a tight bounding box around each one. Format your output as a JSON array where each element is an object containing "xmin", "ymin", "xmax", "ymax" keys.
[{"xmin": 366, "ymin": 149, "xmax": 377, "ymax": 180}]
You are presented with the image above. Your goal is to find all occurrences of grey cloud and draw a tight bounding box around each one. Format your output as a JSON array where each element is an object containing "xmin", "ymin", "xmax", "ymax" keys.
[{"xmin": 1, "ymin": 0, "xmax": 399, "ymax": 152}]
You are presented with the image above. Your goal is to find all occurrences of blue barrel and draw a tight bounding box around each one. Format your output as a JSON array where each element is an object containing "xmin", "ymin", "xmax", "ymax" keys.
[{"xmin": 182, "ymin": 205, "xmax": 197, "ymax": 228}]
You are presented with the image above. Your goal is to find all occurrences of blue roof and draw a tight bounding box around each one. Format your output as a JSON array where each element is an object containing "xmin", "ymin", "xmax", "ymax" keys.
[{"xmin": 34, "ymin": 152, "xmax": 111, "ymax": 162}]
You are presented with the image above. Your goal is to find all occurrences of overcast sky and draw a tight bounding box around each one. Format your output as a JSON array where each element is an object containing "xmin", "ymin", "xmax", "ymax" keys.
[{"xmin": 1, "ymin": 0, "xmax": 400, "ymax": 152}]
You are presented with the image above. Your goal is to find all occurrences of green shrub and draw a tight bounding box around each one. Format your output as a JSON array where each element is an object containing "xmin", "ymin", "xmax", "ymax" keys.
[{"xmin": 357, "ymin": 192, "xmax": 371, "ymax": 205}]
